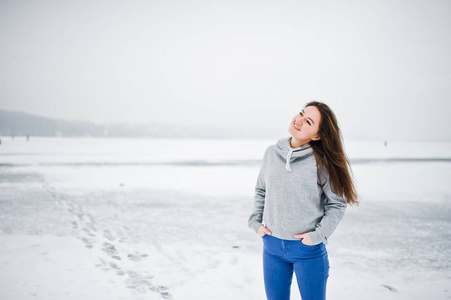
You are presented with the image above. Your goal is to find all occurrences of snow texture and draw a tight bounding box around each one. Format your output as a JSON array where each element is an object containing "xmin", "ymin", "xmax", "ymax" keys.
[{"xmin": 0, "ymin": 137, "xmax": 450, "ymax": 299}]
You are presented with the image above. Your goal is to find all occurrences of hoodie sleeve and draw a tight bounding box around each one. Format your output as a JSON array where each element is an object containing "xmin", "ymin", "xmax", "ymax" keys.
[
  {"xmin": 248, "ymin": 147, "xmax": 268, "ymax": 232},
  {"xmin": 308, "ymin": 169, "xmax": 347, "ymax": 245}
]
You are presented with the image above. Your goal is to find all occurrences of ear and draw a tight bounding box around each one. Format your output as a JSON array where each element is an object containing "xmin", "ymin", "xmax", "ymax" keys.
[{"xmin": 312, "ymin": 135, "xmax": 321, "ymax": 141}]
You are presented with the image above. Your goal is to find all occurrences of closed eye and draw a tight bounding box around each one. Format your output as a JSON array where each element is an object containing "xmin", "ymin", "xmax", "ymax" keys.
[{"xmin": 299, "ymin": 111, "xmax": 312, "ymax": 126}]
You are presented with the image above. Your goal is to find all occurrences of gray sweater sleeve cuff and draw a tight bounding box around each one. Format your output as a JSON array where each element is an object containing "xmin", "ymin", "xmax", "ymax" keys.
[
  {"xmin": 249, "ymin": 221, "xmax": 263, "ymax": 233},
  {"xmin": 309, "ymin": 228, "xmax": 328, "ymax": 245}
]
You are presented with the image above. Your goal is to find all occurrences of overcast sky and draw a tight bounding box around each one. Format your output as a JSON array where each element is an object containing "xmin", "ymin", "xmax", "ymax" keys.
[{"xmin": 1, "ymin": 0, "xmax": 450, "ymax": 141}]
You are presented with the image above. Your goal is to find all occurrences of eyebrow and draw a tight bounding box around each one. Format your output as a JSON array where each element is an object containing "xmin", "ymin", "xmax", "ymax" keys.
[{"xmin": 302, "ymin": 109, "xmax": 315, "ymax": 125}]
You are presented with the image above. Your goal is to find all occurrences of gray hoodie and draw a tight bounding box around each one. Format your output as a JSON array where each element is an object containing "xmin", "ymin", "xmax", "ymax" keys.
[{"xmin": 248, "ymin": 136, "xmax": 347, "ymax": 245}]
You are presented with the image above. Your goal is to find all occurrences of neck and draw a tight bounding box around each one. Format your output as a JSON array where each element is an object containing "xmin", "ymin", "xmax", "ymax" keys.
[{"xmin": 290, "ymin": 137, "xmax": 309, "ymax": 149}]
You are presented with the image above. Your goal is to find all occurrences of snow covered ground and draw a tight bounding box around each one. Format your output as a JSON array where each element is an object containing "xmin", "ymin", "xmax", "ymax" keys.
[{"xmin": 1, "ymin": 137, "xmax": 450, "ymax": 299}]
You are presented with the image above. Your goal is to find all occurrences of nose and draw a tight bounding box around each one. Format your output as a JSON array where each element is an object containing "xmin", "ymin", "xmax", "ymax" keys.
[{"xmin": 295, "ymin": 117, "xmax": 305, "ymax": 127}]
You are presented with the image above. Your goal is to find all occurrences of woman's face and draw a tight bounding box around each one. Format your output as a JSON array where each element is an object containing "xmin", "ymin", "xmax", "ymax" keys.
[{"xmin": 288, "ymin": 105, "xmax": 321, "ymax": 146}]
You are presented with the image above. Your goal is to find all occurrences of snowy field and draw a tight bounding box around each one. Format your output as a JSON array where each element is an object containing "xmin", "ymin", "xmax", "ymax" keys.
[{"xmin": 0, "ymin": 137, "xmax": 450, "ymax": 300}]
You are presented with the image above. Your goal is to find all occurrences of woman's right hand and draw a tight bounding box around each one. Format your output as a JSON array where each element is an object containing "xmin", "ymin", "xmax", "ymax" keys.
[{"xmin": 257, "ymin": 225, "xmax": 272, "ymax": 237}]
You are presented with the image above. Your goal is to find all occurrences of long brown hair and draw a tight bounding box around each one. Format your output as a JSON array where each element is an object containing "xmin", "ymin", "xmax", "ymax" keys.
[{"xmin": 306, "ymin": 101, "xmax": 359, "ymax": 205}]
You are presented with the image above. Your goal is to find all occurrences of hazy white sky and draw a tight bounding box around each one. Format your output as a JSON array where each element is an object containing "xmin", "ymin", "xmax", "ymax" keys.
[{"xmin": 1, "ymin": 0, "xmax": 450, "ymax": 141}]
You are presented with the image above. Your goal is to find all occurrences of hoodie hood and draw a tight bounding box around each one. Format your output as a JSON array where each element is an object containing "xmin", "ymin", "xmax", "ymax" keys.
[{"xmin": 276, "ymin": 137, "xmax": 314, "ymax": 171}]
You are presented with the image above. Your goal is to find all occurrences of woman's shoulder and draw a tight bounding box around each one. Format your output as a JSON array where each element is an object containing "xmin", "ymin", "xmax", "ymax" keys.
[
  {"xmin": 267, "ymin": 137, "xmax": 287, "ymax": 152},
  {"xmin": 264, "ymin": 142, "xmax": 280, "ymax": 156}
]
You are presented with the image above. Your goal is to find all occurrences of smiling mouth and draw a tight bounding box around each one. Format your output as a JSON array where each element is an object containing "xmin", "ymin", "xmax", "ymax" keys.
[{"xmin": 293, "ymin": 122, "xmax": 301, "ymax": 131}]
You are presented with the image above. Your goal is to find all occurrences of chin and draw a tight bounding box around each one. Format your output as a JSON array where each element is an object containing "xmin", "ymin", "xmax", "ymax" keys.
[{"xmin": 288, "ymin": 128, "xmax": 298, "ymax": 137}]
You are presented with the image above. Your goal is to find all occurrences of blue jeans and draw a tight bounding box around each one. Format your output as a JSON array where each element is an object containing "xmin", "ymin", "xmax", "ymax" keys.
[{"xmin": 262, "ymin": 234, "xmax": 329, "ymax": 300}]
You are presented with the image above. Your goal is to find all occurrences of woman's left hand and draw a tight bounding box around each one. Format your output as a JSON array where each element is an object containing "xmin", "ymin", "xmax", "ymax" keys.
[{"xmin": 294, "ymin": 233, "xmax": 314, "ymax": 245}]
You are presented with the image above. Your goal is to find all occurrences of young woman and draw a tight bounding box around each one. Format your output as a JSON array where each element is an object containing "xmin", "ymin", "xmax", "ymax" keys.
[{"xmin": 248, "ymin": 101, "xmax": 358, "ymax": 300}]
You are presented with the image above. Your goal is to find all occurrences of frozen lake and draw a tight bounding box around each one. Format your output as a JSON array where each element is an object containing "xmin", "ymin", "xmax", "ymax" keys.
[{"xmin": 1, "ymin": 137, "xmax": 450, "ymax": 299}]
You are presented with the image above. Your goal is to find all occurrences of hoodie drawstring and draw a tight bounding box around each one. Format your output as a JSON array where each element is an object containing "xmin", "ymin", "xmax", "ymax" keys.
[{"xmin": 285, "ymin": 148, "xmax": 294, "ymax": 171}]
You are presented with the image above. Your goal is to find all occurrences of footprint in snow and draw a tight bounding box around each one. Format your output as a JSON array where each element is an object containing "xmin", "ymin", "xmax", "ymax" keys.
[
  {"xmin": 102, "ymin": 242, "xmax": 121, "ymax": 260},
  {"xmin": 381, "ymin": 284, "xmax": 398, "ymax": 292},
  {"xmin": 103, "ymin": 230, "xmax": 115, "ymax": 241},
  {"xmin": 80, "ymin": 237, "xmax": 94, "ymax": 249}
]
